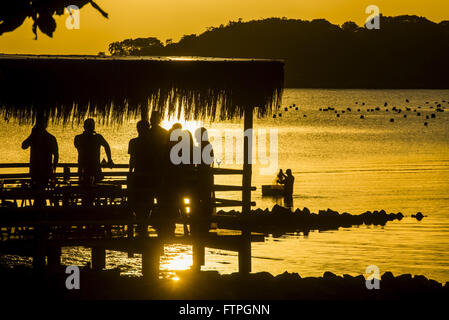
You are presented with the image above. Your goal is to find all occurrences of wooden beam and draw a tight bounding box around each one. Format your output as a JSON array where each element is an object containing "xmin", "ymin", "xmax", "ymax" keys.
[
  {"xmin": 213, "ymin": 185, "xmax": 256, "ymax": 192},
  {"xmin": 240, "ymin": 107, "xmax": 254, "ymax": 274},
  {"xmin": 211, "ymin": 168, "xmax": 243, "ymax": 175},
  {"xmin": 0, "ymin": 163, "xmax": 129, "ymax": 169}
]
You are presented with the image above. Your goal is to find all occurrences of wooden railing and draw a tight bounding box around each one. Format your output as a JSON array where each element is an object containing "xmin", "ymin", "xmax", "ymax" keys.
[{"xmin": 0, "ymin": 163, "xmax": 256, "ymax": 208}]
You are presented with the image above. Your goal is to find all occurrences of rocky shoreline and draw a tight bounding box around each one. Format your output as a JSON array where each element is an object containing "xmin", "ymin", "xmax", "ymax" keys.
[{"xmin": 1, "ymin": 263, "xmax": 447, "ymax": 300}]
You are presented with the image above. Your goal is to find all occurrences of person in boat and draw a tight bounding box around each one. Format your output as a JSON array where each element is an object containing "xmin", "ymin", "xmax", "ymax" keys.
[
  {"xmin": 22, "ymin": 116, "xmax": 59, "ymax": 207},
  {"xmin": 191, "ymin": 127, "xmax": 215, "ymax": 237},
  {"xmin": 128, "ymin": 120, "xmax": 153, "ymax": 235},
  {"xmin": 74, "ymin": 118, "xmax": 114, "ymax": 186},
  {"xmin": 276, "ymin": 169, "xmax": 284, "ymax": 184},
  {"xmin": 280, "ymin": 169, "xmax": 294, "ymax": 208}
]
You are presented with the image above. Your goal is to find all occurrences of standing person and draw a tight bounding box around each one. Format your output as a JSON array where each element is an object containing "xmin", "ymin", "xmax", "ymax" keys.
[
  {"xmin": 128, "ymin": 120, "xmax": 152, "ymax": 237},
  {"xmin": 276, "ymin": 169, "xmax": 284, "ymax": 184},
  {"xmin": 168, "ymin": 123, "xmax": 195, "ymax": 235},
  {"xmin": 147, "ymin": 111, "xmax": 173, "ymax": 236},
  {"xmin": 280, "ymin": 169, "xmax": 294, "ymax": 208},
  {"xmin": 192, "ymin": 127, "xmax": 215, "ymax": 237},
  {"xmin": 74, "ymin": 118, "xmax": 114, "ymax": 186},
  {"xmin": 22, "ymin": 117, "xmax": 59, "ymax": 207}
]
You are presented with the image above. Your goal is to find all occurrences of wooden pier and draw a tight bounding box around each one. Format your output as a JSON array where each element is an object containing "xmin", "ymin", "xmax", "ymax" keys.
[
  {"xmin": 0, "ymin": 54, "xmax": 285, "ymax": 281},
  {"xmin": 0, "ymin": 163, "xmax": 262, "ymax": 279}
]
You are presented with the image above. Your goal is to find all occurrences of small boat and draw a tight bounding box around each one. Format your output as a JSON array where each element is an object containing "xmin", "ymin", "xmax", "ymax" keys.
[{"xmin": 262, "ymin": 184, "xmax": 284, "ymax": 196}]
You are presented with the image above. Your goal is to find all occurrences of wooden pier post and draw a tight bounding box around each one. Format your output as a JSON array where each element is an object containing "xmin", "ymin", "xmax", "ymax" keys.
[
  {"xmin": 192, "ymin": 240, "xmax": 205, "ymax": 272},
  {"xmin": 142, "ymin": 240, "xmax": 162, "ymax": 281},
  {"xmin": 33, "ymin": 226, "xmax": 47, "ymax": 271},
  {"xmin": 240, "ymin": 107, "xmax": 253, "ymax": 274},
  {"xmin": 47, "ymin": 245, "xmax": 61, "ymax": 268},
  {"xmin": 91, "ymin": 246, "xmax": 106, "ymax": 270}
]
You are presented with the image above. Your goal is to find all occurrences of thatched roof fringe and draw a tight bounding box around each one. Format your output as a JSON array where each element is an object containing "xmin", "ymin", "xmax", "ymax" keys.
[{"xmin": 0, "ymin": 55, "xmax": 284, "ymax": 125}]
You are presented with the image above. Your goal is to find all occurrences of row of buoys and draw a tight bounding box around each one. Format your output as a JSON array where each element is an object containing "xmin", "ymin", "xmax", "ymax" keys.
[
  {"xmin": 274, "ymin": 98, "xmax": 446, "ymax": 120},
  {"xmin": 274, "ymin": 104, "xmax": 300, "ymax": 118}
]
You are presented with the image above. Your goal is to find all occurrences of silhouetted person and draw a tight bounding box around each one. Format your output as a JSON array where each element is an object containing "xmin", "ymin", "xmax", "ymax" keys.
[
  {"xmin": 22, "ymin": 118, "xmax": 58, "ymax": 207},
  {"xmin": 74, "ymin": 118, "xmax": 113, "ymax": 186},
  {"xmin": 276, "ymin": 169, "xmax": 284, "ymax": 184},
  {"xmin": 191, "ymin": 127, "xmax": 215, "ymax": 237},
  {"xmin": 280, "ymin": 169, "xmax": 294, "ymax": 208},
  {"xmin": 168, "ymin": 123, "xmax": 195, "ymax": 235},
  {"xmin": 147, "ymin": 111, "xmax": 173, "ymax": 236},
  {"xmin": 129, "ymin": 120, "xmax": 151, "ymax": 174},
  {"xmin": 128, "ymin": 120, "xmax": 155, "ymax": 237}
]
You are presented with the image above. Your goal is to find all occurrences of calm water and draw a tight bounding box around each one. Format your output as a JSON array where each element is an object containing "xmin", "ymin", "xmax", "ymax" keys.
[{"xmin": 1, "ymin": 89, "xmax": 449, "ymax": 283}]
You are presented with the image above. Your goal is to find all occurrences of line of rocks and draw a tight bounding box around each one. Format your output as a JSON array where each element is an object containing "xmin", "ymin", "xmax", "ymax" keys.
[{"xmin": 216, "ymin": 205, "xmax": 406, "ymax": 233}]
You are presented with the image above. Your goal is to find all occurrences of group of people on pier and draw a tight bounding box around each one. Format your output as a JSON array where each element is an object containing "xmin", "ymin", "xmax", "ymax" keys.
[{"xmin": 21, "ymin": 111, "xmax": 215, "ymax": 237}]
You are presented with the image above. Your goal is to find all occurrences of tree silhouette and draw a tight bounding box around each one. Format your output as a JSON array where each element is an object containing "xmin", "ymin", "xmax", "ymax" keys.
[
  {"xmin": 108, "ymin": 15, "xmax": 449, "ymax": 88},
  {"xmin": 0, "ymin": 0, "xmax": 107, "ymax": 38}
]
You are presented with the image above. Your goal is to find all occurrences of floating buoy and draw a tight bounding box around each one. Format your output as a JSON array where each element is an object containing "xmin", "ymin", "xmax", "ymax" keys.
[
  {"xmin": 403, "ymin": 114, "xmax": 407, "ymax": 118},
  {"xmin": 431, "ymin": 114, "xmax": 436, "ymax": 118},
  {"xmin": 303, "ymin": 114, "xmax": 307, "ymax": 117},
  {"xmin": 426, "ymin": 115, "xmax": 429, "ymax": 119},
  {"xmin": 406, "ymin": 99, "xmax": 409, "ymax": 103},
  {"xmin": 357, "ymin": 109, "xmax": 361, "ymax": 112},
  {"xmin": 417, "ymin": 112, "xmax": 421, "ymax": 116},
  {"xmin": 362, "ymin": 102, "xmax": 365, "ymax": 106},
  {"xmin": 384, "ymin": 102, "xmax": 388, "ymax": 106},
  {"xmin": 295, "ymin": 107, "xmax": 298, "ymax": 110},
  {"xmin": 273, "ymin": 114, "xmax": 277, "ymax": 118},
  {"xmin": 424, "ymin": 122, "xmax": 428, "ymax": 126},
  {"xmin": 284, "ymin": 107, "xmax": 288, "ymax": 111},
  {"xmin": 390, "ymin": 118, "xmax": 394, "ymax": 122},
  {"xmin": 337, "ymin": 114, "xmax": 340, "ymax": 117},
  {"xmin": 360, "ymin": 115, "xmax": 365, "ymax": 119},
  {"xmin": 278, "ymin": 113, "xmax": 282, "ymax": 117}
]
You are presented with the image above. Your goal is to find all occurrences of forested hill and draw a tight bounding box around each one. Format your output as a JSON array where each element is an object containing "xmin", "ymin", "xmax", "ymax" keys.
[{"xmin": 109, "ymin": 16, "xmax": 449, "ymax": 88}]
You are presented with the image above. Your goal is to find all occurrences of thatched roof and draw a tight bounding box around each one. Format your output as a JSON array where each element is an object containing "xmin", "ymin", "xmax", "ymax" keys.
[{"xmin": 0, "ymin": 54, "xmax": 284, "ymax": 125}]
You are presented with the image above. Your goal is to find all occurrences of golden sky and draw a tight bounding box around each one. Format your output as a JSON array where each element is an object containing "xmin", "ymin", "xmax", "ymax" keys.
[{"xmin": 1, "ymin": 0, "xmax": 448, "ymax": 55}]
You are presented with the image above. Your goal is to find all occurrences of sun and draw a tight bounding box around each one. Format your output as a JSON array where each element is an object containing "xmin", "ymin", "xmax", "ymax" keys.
[{"xmin": 161, "ymin": 116, "xmax": 202, "ymax": 135}]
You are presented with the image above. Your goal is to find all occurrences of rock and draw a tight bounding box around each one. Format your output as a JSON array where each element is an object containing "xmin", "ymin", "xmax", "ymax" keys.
[
  {"xmin": 412, "ymin": 212, "xmax": 424, "ymax": 221},
  {"xmin": 275, "ymin": 271, "xmax": 301, "ymax": 282},
  {"xmin": 396, "ymin": 274, "xmax": 412, "ymax": 282},
  {"xmin": 252, "ymin": 272, "xmax": 275, "ymax": 282},
  {"xmin": 303, "ymin": 207, "xmax": 310, "ymax": 215},
  {"xmin": 323, "ymin": 271, "xmax": 339, "ymax": 280},
  {"xmin": 381, "ymin": 272, "xmax": 395, "ymax": 282}
]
